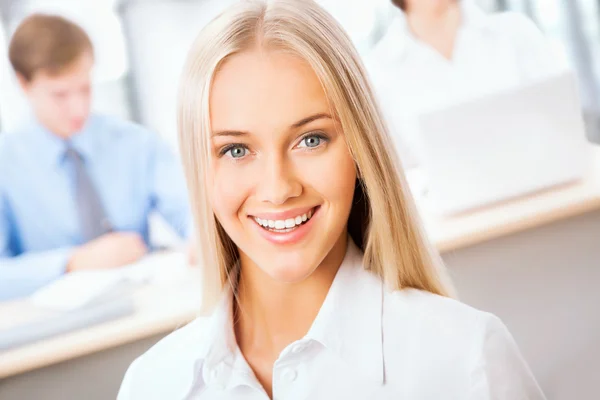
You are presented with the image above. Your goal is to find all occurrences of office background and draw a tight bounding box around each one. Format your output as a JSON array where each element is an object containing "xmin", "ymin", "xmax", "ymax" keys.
[
  {"xmin": 0, "ymin": 1, "xmax": 599, "ymax": 399},
  {"xmin": 0, "ymin": 0, "xmax": 599, "ymax": 146}
]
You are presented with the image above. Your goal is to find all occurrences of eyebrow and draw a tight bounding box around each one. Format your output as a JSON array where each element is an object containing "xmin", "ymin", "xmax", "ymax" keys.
[
  {"xmin": 211, "ymin": 112, "xmax": 333, "ymax": 137},
  {"xmin": 291, "ymin": 113, "xmax": 333, "ymax": 129},
  {"xmin": 211, "ymin": 129, "xmax": 249, "ymax": 138}
]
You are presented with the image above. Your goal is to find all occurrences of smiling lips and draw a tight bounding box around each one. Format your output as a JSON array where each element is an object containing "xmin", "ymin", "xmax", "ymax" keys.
[{"xmin": 253, "ymin": 208, "xmax": 315, "ymax": 233}]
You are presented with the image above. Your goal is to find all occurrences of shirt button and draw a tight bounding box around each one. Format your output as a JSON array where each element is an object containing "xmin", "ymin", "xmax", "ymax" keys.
[{"xmin": 280, "ymin": 368, "xmax": 297, "ymax": 383}]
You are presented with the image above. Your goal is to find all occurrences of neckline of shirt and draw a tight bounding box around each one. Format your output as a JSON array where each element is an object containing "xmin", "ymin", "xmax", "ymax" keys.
[
  {"xmin": 383, "ymin": 0, "xmax": 491, "ymax": 62},
  {"xmin": 186, "ymin": 238, "xmax": 386, "ymax": 394},
  {"xmin": 20, "ymin": 115, "xmax": 100, "ymax": 167}
]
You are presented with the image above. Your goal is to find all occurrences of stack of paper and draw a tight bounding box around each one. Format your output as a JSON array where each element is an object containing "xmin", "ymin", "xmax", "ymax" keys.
[{"xmin": 30, "ymin": 252, "xmax": 188, "ymax": 311}]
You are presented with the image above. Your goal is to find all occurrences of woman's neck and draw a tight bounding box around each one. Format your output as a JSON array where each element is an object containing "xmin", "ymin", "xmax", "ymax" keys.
[
  {"xmin": 234, "ymin": 234, "xmax": 348, "ymax": 358},
  {"xmin": 406, "ymin": 2, "xmax": 462, "ymax": 60}
]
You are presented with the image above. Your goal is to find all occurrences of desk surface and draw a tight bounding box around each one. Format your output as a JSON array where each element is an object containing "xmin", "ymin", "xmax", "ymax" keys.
[
  {"xmin": 425, "ymin": 146, "xmax": 600, "ymax": 252},
  {"xmin": 0, "ymin": 271, "xmax": 202, "ymax": 379},
  {"xmin": 1, "ymin": 147, "xmax": 600, "ymax": 379}
]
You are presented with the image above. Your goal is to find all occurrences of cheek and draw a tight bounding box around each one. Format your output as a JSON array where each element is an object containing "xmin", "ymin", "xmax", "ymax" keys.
[
  {"xmin": 44, "ymin": 100, "xmax": 65, "ymax": 117},
  {"xmin": 209, "ymin": 160, "xmax": 252, "ymax": 222},
  {"xmin": 300, "ymin": 145, "xmax": 356, "ymax": 206},
  {"xmin": 31, "ymin": 96, "xmax": 50, "ymax": 113}
]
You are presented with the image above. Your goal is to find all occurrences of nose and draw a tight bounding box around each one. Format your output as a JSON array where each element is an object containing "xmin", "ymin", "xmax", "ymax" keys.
[{"xmin": 257, "ymin": 154, "xmax": 302, "ymax": 206}]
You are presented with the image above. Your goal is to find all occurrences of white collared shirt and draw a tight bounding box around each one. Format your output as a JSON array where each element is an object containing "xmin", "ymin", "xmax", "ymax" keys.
[
  {"xmin": 366, "ymin": 0, "xmax": 569, "ymax": 168},
  {"xmin": 118, "ymin": 239, "xmax": 545, "ymax": 399}
]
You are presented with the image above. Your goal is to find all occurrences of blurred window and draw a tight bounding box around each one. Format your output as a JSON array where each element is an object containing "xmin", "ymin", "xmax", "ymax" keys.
[{"xmin": 499, "ymin": 0, "xmax": 600, "ymax": 141}]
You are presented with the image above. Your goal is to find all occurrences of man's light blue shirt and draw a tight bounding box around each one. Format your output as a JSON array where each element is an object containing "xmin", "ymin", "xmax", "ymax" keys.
[{"xmin": 0, "ymin": 115, "xmax": 192, "ymax": 301}]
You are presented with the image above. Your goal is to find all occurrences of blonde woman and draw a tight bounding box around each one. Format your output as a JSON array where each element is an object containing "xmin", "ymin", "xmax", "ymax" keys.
[{"xmin": 118, "ymin": 1, "xmax": 545, "ymax": 399}]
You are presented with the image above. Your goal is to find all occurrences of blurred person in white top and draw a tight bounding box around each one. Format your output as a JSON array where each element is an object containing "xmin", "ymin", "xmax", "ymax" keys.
[
  {"xmin": 118, "ymin": 1, "xmax": 546, "ymax": 399},
  {"xmin": 367, "ymin": 0, "xmax": 569, "ymax": 168}
]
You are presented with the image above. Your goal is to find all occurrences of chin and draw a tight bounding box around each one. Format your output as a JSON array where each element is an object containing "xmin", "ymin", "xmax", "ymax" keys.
[{"xmin": 259, "ymin": 252, "xmax": 318, "ymax": 283}]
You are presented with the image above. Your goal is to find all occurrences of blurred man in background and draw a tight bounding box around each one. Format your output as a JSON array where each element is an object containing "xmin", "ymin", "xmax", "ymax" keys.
[{"xmin": 0, "ymin": 14, "xmax": 192, "ymax": 301}]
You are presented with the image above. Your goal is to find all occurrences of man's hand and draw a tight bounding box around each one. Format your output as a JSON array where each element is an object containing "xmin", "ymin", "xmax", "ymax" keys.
[{"xmin": 67, "ymin": 232, "xmax": 148, "ymax": 272}]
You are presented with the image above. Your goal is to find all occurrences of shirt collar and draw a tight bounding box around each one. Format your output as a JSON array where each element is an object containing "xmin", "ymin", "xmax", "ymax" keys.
[
  {"xmin": 20, "ymin": 116, "xmax": 97, "ymax": 167},
  {"xmin": 190, "ymin": 238, "xmax": 385, "ymax": 393},
  {"xmin": 20, "ymin": 118, "xmax": 66, "ymax": 167},
  {"xmin": 380, "ymin": 0, "xmax": 491, "ymax": 61},
  {"xmin": 305, "ymin": 239, "xmax": 384, "ymax": 384},
  {"xmin": 461, "ymin": 0, "xmax": 490, "ymax": 30},
  {"xmin": 187, "ymin": 284, "xmax": 254, "ymax": 394},
  {"xmin": 69, "ymin": 118, "xmax": 98, "ymax": 163}
]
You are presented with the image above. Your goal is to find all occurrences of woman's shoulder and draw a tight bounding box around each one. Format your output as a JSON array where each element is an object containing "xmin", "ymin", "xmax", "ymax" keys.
[
  {"xmin": 383, "ymin": 288, "xmax": 505, "ymax": 347},
  {"xmin": 117, "ymin": 316, "xmax": 211, "ymax": 399},
  {"xmin": 387, "ymin": 287, "xmax": 489, "ymax": 315},
  {"xmin": 382, "ymin": 289, "xmax": 504, "ymax": 376},
  {"xmin": 381, "ymin": 290, "xmax": 544, "ymax": 397}
]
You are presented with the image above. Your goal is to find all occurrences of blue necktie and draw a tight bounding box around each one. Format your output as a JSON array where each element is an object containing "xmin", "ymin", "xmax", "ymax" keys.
[{"xmin": 65, "ymin": 147, "xmax": 113, "ymax": 241}]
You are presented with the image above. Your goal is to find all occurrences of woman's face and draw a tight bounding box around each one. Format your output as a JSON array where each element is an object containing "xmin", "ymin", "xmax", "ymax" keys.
[{"xmin": 208, "ymin": 49, "xmax": 357, "ymax": 283}]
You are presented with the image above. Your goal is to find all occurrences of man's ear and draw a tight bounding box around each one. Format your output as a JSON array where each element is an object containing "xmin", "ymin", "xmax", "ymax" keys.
[{"xmin": 16, "ymin": 72, "xmax": 31, "ymax": 93}]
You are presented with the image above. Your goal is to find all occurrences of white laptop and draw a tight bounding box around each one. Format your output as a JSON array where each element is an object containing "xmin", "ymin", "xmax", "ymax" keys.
[{"xmin": 412, "ymin": 72, "xmax": 591, "ymax": 216}]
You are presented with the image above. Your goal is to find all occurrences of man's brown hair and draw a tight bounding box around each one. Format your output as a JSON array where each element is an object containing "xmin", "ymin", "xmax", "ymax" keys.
[
  {"xmin": 9, "ymin": 14, "xmax": 93, "ymax": 81},
  {"xmin": 391, "ymin": 0, "xmax": 407, "ymax": 11}
]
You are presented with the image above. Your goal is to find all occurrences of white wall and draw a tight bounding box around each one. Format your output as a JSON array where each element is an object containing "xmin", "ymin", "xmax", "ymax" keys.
[
  {"xmin": 444, "ymin": 210, "xmax": 600, "ymax": 399},
  {"xmin": 121, "ymin": 0, "xmax": 236, "ymax": 150}
]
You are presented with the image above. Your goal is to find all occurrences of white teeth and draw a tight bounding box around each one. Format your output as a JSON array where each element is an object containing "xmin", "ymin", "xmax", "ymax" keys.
[
  {"xmin": 274, "ymin": 220, "xmax": 286, "ymax": 229},
  {"xmin": 254, "ymin": 208, "xmax": 316, "ymax": 231}
]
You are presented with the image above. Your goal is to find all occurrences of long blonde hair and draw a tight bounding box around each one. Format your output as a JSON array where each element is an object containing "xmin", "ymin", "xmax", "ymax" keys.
[{"xmin": 178, "ymin": 0, "xmax": 454, "ymax": 312}]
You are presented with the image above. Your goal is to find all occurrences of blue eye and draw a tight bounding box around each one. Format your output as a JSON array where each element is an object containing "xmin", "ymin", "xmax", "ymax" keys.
[
  {"xmin": 299, "ymin": 134, "xmax": 326, "ymax": 148},
  {"xmin": 224, "ymin": 145, "xmax": 247, "ymax": 158}
]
